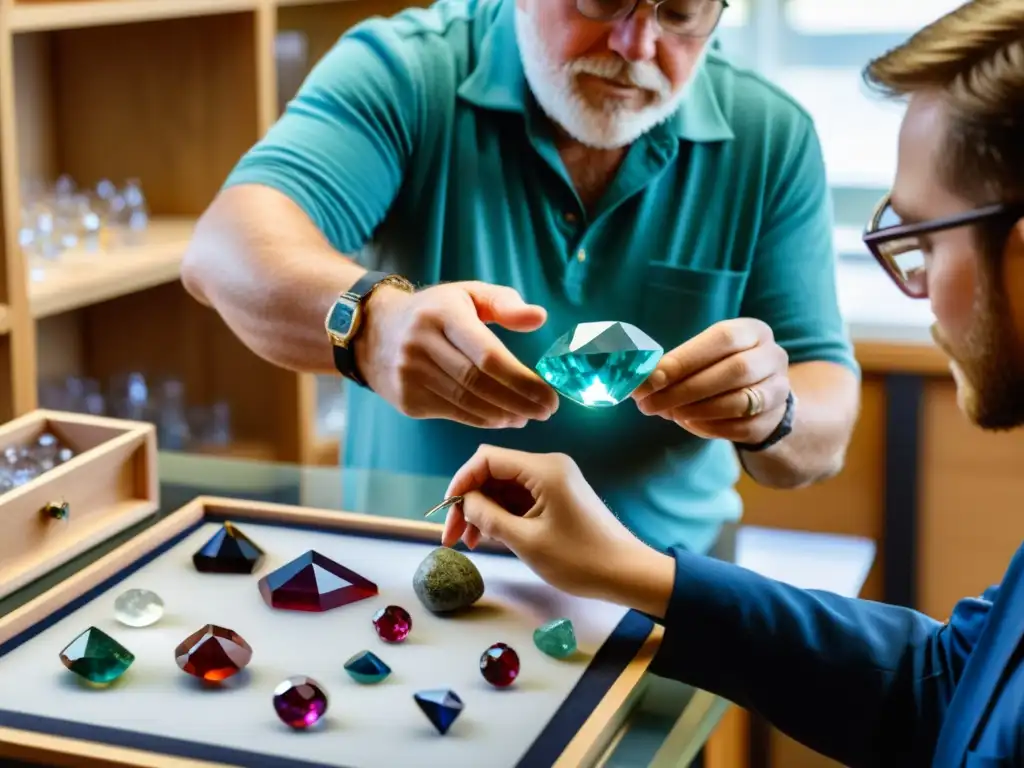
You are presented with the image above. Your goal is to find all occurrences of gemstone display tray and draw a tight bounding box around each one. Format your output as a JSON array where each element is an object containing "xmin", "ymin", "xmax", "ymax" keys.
[
  {"xmin": 0, "ymin": 409, "xmax": 158, "ymax": 600},
  {"xmin": 0, "ymin": 496, "xmax": 660, "ymax": 768}
]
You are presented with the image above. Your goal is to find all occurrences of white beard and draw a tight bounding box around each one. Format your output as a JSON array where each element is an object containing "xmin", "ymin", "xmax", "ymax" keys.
[{"xmin": 514, "ymin": 8, "xmax": 704, "ymax": 149}]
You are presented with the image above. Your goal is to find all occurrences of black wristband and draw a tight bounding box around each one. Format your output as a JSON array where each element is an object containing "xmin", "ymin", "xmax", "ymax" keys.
[
  {"xmin": 734, "ymin": 391, "xmax": 796, "ymax": 453},
  {"xmin": 333, "ymin": 343, "xmax": 368, "ymax": 388}
]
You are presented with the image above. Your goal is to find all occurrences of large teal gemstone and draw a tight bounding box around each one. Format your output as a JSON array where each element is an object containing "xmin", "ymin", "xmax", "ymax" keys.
[
  {"xmin": 536, "ymin": 322, "xmax": 663, "ymax": 407},
  {"xmin": 59, "ymin": 626, "xmax": 135, "ymax": 685}
]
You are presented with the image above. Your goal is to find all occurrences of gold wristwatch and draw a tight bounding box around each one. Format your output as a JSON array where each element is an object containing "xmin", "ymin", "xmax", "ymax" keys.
[{"xmin": 325, "ymin": 271, "xmax": 414, "ymax": 386}]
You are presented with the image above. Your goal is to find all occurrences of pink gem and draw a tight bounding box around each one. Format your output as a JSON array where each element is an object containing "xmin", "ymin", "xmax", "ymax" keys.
[
  {"xmin": 480, "ymin": 642, "xmax": 520, "ymax": 688},
  {"xmin": 373, "ymin": 605, "xmax": 412, "ymax": 643},
  {"xmin": 273, "ymin": 675, "xmax": 328, "ymax": 729}
]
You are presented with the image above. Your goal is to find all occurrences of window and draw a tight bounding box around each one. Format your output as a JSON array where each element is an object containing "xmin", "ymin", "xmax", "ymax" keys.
[{"xmin": 714, "ymin": 0, "xmax": 964, "ymax": 259}]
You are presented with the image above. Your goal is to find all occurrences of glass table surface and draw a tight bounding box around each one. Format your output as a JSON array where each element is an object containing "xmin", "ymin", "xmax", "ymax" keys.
[{"xmin": 0, "ymin": 451, "xmax": 729, "ymax": 768}]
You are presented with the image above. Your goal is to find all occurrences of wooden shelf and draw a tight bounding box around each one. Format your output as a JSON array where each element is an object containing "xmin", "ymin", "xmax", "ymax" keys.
[
  {"xmin": 854, "ymin": 340, "xmax": 950, "ymax": 376},
  {"xmin": 310, "ymin": 436, "xmax": 340, "ymax": 466},
  {"xmin": 0, "ymin": 0, "xmax": 415, "ymax": 462},
  {"xmin": 28, "ymin": 218, "xmax": 193, "ymax": 318},
  {"xmin": 8, "ymin": 0, "xmax": 260, "ymax": 33}
]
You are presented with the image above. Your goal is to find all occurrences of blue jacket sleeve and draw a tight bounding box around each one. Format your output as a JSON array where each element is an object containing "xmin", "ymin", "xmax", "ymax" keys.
[{"xmin": 649, "ymin": 549, "xmax": 995, "ymax": 767}]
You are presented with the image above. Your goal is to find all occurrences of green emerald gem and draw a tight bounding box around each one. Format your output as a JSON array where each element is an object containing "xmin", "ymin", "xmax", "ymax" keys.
[
  {"xmin": 533, "ymin": 618, "xmax": 577, "ymax": 659},
  {"xmin": 536, "ymin": 322, "xmax": 663, "ymax": 408},
  {"xmin": 59, "ymin": 626, "xmax": 135, "ymax": 685}
]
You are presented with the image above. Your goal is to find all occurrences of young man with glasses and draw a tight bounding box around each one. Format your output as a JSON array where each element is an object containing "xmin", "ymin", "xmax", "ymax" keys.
[
  {"xmin": 183, "ymin": 0, "xmax": 861, "ymax": 556},
  {"xmin": 441, "ymin": 2, "xmax": 1024, "ymax": 764}
]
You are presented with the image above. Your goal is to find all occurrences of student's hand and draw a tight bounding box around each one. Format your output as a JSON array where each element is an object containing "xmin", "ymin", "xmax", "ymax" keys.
[
  {"xmin": 632, "ymin": 318, "xmax": 791, "ymax": 444},
  {"xmin": 442, "ymin": 445, "xmax": 674, "ymax": 615},
  {"xmin": 355, "ymin": 282, "xmax": 559, "ymax": 428}
]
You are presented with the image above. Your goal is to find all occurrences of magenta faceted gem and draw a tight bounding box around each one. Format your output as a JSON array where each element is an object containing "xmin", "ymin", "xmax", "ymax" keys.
[
  {"xmin": 480, "ymin": 642, "xmax": 520, "ymax": 688},
  {"xmin": 257, "ymin": 550, "xmax": 378, "ymax": 612},
  {"xmin": 372, "ymin": 605, "xmax": 412, "ymax": 643},
  {"xmin": 273, "ymin": 675, "xmax": 328, "ymax": 730}
]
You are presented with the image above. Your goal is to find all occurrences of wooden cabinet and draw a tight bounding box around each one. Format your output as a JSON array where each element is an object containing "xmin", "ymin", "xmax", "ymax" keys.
[{"xmin": 0, "ymin": 0, "xmax": 433, "ymax": 465}]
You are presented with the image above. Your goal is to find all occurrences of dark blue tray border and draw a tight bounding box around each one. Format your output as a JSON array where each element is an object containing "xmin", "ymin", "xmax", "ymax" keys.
[{"xmin": 0, "ymin": 511, "xmax": 656, "ymax": 768}]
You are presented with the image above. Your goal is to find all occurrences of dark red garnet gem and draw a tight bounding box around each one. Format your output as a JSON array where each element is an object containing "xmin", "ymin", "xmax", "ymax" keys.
[
  {"xmin": 480, "ymin": 642, "xmax": 520, "ymax": 688},
  {"xmin": 257, "ymin": 550, "xmax": 378, "ymax": 612}
]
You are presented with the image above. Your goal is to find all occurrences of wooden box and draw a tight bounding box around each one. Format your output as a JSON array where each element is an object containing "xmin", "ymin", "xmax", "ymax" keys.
[
  {"xmin": 0, "ymin": 496, "xmax": 659, "ymax": 767},
  {"xmin": 0, "ymin": 409, "xmax": 158, "ymax": 600}
]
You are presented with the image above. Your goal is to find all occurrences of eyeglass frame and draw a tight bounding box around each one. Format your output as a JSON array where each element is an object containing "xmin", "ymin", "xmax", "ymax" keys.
[
  {"xmin": 575, "ymin": 0, "xmax": 730, "ymax": 38},
  {"xmin": 862, "ymin": 192, "xmax": 1024, "ymax": 299}
]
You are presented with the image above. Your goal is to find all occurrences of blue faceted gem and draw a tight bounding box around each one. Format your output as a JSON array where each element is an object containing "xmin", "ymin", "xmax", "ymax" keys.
[
  {"xmin": 536, "ymin": 321, "xmax": 663, "ymax": 408},
  {"xmin": 414, "ymin": 689, "xmax": 464, "ymax": 735},
  {"xmin": 344, "ymin": 650, "xmax": 391, "ymax": 684}
]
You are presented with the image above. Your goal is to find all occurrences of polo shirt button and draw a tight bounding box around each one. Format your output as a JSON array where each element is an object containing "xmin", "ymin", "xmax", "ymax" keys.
[
  {"xmin": 576, "ymin": 249, "xmax": 587, "ymax": 263},
  {"xmin": 565, "ymin": 211, "xmax": 577, "ymax": 223}
]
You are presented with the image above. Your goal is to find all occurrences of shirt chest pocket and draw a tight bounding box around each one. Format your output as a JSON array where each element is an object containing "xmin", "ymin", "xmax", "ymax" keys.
[{"xmin": 639, "ymin": 263, "xmax": 748, "ymax": 350}]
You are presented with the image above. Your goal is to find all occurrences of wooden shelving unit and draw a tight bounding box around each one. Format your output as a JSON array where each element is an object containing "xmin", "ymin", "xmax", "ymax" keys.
[
  {"xmin": 7, "ymin": 0, "xmax": 261, "ymax": 32},
  {"xmin": 29, "ymin": 217, "xmax": 193, "ymax": 317},
  {"xmin": 0, "ymin": 0, "xmax": 425, "ymax": 464}
]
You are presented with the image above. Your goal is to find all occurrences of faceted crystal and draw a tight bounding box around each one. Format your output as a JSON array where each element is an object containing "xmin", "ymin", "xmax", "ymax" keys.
[
  {"xmin": 372, "ymin": 605, "xmax": 411, "ymax": 643},
  {"xmin": 113, "ymin": 588, "xmax": 165, "ymax": 628},
  {"xmin": 344, "ymin": 650, "xmax": 391, "ymax": 684},
  {"xmin": 273, "ymin": 676, "xmax": 329, "ymax": 730},
  {"xmin": 59, "ymin": 627, "xmax": 135, "ymax": 685},
  {"xmin": 257, "ymin": 550, "xmax": 378, "ymax": 612},
  {"xmin": 414, "ymin": 689, "xmax": 464, "ymax": 735},
  {"xmin": 536, "ymin": 321, "xmax": 663, "ymax": 407},
  {"xmin": 193, "ymin": 522, "xmax": 265, "ymax": 574},
  {"xmin": 533, "ymin": 618, "xmax": 577, "ymax": 659},
  {"xmin": 480, "ymin": 642, "xmax": 520, "ymax": 688},
  {"xmin": 174, "ymin": 624, "xmax": 252, "ymax": 681}
]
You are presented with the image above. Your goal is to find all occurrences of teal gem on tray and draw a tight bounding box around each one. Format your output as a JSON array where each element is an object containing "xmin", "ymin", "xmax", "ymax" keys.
[
  {"xmin": 59, "ymin": 626, "xmax": 135, "ymax": 685},
  {"xmin": 533, "ymin": 618, "xmax": 577, "ymax": 659},
  {"xmin": 344, "ymin": 650, "xmax": 392, "ymax": 684},
  {"xmin": 536, "ymin": 321, "xmax": 663, "ymax": 407}
]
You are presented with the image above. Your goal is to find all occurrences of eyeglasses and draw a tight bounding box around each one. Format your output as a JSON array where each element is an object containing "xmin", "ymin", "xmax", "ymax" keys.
[
  {"xmin": 576, "ymin": 0, "xmax": 729, "ymax": 38},
  {"xmin": 862, "ymin": 192, "xmax": 1024, "ymax": 299}
]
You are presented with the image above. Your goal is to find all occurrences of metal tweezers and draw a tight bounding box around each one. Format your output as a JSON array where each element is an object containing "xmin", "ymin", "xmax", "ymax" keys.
[{"xmin": 423, "ymin": 495, "xmax": 464, "ymax": 518}]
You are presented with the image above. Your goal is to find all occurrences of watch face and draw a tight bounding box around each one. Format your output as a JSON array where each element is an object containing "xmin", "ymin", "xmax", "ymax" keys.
[{"xmin": 326, "ymin": 299, "xmax": 359, "ymax": 344}]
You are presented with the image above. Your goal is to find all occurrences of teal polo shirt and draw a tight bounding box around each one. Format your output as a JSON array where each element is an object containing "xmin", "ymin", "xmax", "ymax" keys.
[{"xmin": 223, "ymin": 0, "xmax": 858, "ymax": 554}]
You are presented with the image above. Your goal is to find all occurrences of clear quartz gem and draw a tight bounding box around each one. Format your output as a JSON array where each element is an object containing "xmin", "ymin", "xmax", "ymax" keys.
[{"xmin": 114, "ymin": 588, "xmax": 165, "ymax": 627}]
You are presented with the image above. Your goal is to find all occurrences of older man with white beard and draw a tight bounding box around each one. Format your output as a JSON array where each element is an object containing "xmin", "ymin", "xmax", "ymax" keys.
[{"xmin": 181, "ymin": 0, "xmax": 861, "ymax": 555}]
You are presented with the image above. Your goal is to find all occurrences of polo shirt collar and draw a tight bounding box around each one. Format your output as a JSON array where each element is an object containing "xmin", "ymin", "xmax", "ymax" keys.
[{"xmin": 457, "ymin": 0, "xmax": 734, "ymax": 143}]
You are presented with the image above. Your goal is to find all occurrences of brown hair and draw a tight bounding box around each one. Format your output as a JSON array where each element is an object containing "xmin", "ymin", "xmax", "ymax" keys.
[{"xmin": 863, "ymin": 0, "xmax": 1024, "ymax": 204}]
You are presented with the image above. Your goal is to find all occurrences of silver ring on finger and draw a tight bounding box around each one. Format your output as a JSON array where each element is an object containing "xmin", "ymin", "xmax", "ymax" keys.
[{"xmin": 742, "ymin": 387, "xmax": 765, "ymax": 418}]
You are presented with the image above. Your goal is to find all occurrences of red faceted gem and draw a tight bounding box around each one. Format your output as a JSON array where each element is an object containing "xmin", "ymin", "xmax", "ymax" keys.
[
  {"xmin": 273, "ymin": 675, "xmax": 329, "ymax": 730},
  {"xmin": 372, "ymin": 605, "xmax": 412, "ymax": 643},
  {"xmin": 257, "ymin": 550, "xmax": 378, "ymax": 612},
  {"xmin": 175, "ymin": 624, "xmax": 252, "ymax": 681},
  {"xmin": 480, "ymin": 642, "xmax": 520, "ymax": 688}
]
